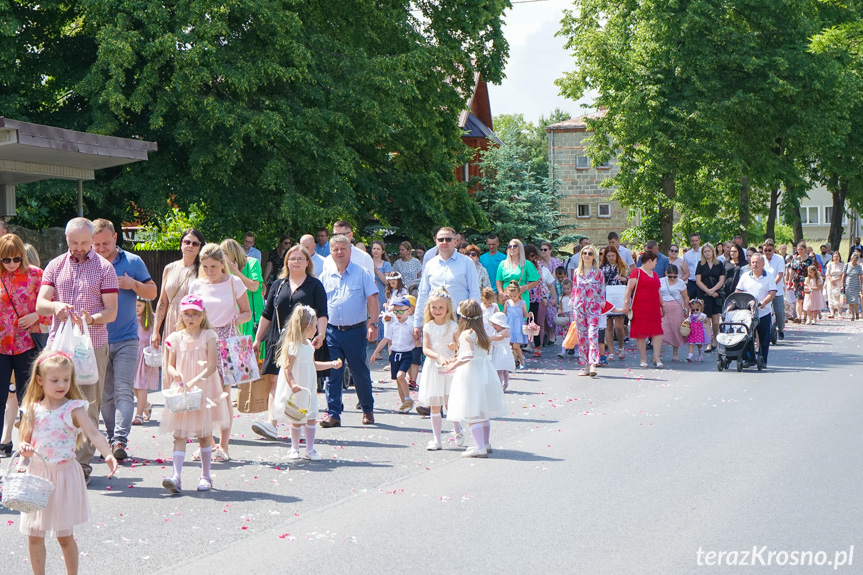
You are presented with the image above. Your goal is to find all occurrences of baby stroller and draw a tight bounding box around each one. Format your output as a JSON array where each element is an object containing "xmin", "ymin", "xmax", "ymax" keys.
[{"xmin": 716, "ymin": 293, "xmax": 764, "ymax": 372}]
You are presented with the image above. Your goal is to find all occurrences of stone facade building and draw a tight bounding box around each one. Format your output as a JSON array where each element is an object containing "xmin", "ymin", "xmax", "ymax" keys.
[{"xmin": 546, "ymin": 111, "xmax": 633, "ymax": 246}]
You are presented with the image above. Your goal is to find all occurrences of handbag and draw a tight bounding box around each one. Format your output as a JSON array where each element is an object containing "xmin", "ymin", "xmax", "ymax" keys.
[
  {"xmin": 237, "ymin": 361, "xmax": 269, "ymax": 413},
  {"xmin": 217, "ymin": 335, "xmax": 261, "ymax": 385},
  {"xmin": 626, "ymin": 269, "xmax": 640, "ymax": 319},
  {"xmin": 51, "ymin": 318, "xmax": 98, "ymax": 385},
  {"xmin": 0, "ymin": 276, "xmax": 47, "ymax": 352}
]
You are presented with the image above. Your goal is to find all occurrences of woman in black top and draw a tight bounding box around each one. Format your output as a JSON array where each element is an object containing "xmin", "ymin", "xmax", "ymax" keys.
[
  {"xmin": 251, "ymin": 245, "xmax": 327, "ymax": 440},
  {"xmin": 722, "ymin": 244, "xmax": 746, "ymax": 303},
  {"xmin": 263, "ymin": 235, "xmax": 292, "ymax": 297},
  {"xmin": 695, "ymin": 243, "xmax": 726, "ymax": 352}
]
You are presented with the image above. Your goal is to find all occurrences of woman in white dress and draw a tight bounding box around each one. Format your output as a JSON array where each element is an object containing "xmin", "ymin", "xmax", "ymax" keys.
[{"xmin": 824, "ymin": 251, "xmax": 845, "ymax": 318}]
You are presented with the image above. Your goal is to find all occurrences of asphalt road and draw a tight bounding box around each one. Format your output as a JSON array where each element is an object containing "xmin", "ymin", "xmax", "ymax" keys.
[{"xmin": 1, "ymin": 319, "xmax": 862, "ymax": 574}]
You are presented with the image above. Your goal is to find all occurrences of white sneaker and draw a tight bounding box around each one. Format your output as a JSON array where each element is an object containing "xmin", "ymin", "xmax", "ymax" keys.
[
  {"xmin": 461, "ymin": 447, "xmax": 488, "ymax": 458},
  {"xmin": 197, "ymin": 476, "xmax": 212, "ymax": 491},
  {"xmin": 304, "ymin": 449, "xmax": 322, "ymax": 461},
  {"xmin": 426, "ymin": 440, "xmax": 442, "ymax": 451},
  {"xmin": 162, "ymin": 476, "xmax": 181, "ymax": 494},
  {"xmin": 287, "ymin": 449, "xmax": 302, "ymax": 460},
  {"xmin": 454, "ymin": 432, "xmax": 465, "ymax": 446},
  {"xmin": 252, "ymin": 420, "xmax": 279, "ymax": 440}
]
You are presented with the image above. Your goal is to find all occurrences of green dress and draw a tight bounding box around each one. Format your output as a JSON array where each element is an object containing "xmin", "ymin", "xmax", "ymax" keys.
[
  {"xmin": 496, "ymin": 260, "xmax": 540, "ymax": 307},
  {"xmin": 239, "ymin": 258, "xmax": 264, "ymax": 338}
]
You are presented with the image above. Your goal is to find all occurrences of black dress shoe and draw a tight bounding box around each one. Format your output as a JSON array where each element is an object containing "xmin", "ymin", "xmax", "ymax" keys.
[
  {"xmin": 319, "ymin": 416, "xmax": 341, "ymax": 428},
  {"xmin": 778, "ymin": 331, "xmax": 785, "ymax": 340}
]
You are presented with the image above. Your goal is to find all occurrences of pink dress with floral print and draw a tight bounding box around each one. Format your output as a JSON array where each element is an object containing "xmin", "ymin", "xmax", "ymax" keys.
[{"xmin": 573, "ymin": 268, "xmax": 605, "ymax": 365}]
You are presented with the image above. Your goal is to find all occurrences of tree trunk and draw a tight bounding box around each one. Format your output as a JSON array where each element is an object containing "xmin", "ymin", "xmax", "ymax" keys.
[
  {"xmin": 828, "ymin": 179, "xmax": 848, "ymax": 250},
  {"xmin": 739, "ymin": 177, "xmax": 750, "ymax": 245},
  {"xmin": 659, "ymin": 174, "xmax": 675, "ymax": 253},
  {"xmin": 786, "ymin": 184, "xmax": 804, "ymax": 244},
  {"xmin": 766, "ymin": 187, "xmax": 780, "ymax": 240}
]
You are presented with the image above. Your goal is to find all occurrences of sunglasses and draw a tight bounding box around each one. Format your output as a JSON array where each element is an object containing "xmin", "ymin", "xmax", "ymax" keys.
[
  {"xmin": 467, "ymin": 251, "xmax": 478, "ymax": 257},
  {"xmin": 437, "ymin": 237, "xmax": 454, "ymax": 243},
  {"xmin": 667, "ymin": 275, "xmax": 677, "ymax": 278},
  {"xmin": 508, "ymin": 245, "xmax": 518, "ymax": 249},
  {"xmin": 392, "ymin": 310, "xmax": 409, "ymax": 315},
  {"xmin": 669, "ymin": 249, "xmax": 679, "ymax": 253},
  {"xmin": 182, "ymin": 239, "xmax": 201, "ymax": 247},
  {"xmin": 583, "ymin": 252, "xmax": 594, "ymax": 256},
  {"xmin": 1, "ymin": 257, "xmax": 22, "ymax": 264},
  {"xmin": 540, "ymin": 247, "xmax": 550, "ymax": 252}
]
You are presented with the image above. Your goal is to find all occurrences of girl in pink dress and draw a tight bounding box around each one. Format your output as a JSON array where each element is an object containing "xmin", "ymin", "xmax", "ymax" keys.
[
  {"xmin": 133, "ymin": 298, "xmax": 158, "ymax": 424},
  {"xmin": 18, "ymin": 350, "xmax": 118, "ymax": 574},
  {"xmin": 802, "ymin": 265, "xmax": 825, "ymax": 324},
  {"xmin": 686, "ymin": 299, "xmax": 709, "ymax": 362},
  {"xmin": 160, "ymin": 295, "xmax": 230, "ymax": 494}
]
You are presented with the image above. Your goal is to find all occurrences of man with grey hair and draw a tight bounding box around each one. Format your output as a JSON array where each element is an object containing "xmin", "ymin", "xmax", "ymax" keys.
[
  {"xmin": 37, "ymin": 217, "xmax": 119, "ymax": 483},
  {"xmin": 92, "ymin": 218, "xmax": 157, "ymax": 461},
  {"xmin": 320, "ymin": 234, "xmax": 379, "ymax": 427},
  {"xmin": 300, "ymin": 234, "xmax": 324, "ymax": 277},
  {"xmin": 735, "ymin": 252, "xmax": 777, "ymax": 367}
]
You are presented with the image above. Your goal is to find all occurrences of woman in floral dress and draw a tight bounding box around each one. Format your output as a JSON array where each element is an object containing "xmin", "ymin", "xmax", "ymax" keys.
[
  {"xmin": 789, "ymin": 242, "xmax": 814, "ymax": 322},
  {"xmin": 573, "ymin": 245, "xmax": 606, "ymax": 377}
]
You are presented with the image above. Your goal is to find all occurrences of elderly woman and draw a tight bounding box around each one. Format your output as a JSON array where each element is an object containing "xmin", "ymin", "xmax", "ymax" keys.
[
  {"xmin": 221, "ymin": 238, "xmax": 264, "ymax": 340},
  {"xmin": 252, "ymin": 245, "xmax": 328, "ymax": 440},
  {"xmin": 0, "ymin": 234, "xmax": 48, "ymax": 456},
  {"xmin": 152, "ymin": 228, "xmax": 205, "ymax": 350},
  {"xmin": 695, "ymin": 243, "xmax": 725, "ymax": 352},
  {"xmin": 623, "ymin": 251, "xmax": 665, "ymax": 368},
  {"xmin": 841, "ymin": 252, "xmax": 863, "ymax": 320},
  {"xmin": 465, "ymin": 243, "xmax": 491, "ymax": 290},
  {"xmin": 263, "ymin": 235, "xmax": 291, "ymax": 297},
  {"xmin": 392, "ymin": 241, "xmax": 422, "ymax": 284}
]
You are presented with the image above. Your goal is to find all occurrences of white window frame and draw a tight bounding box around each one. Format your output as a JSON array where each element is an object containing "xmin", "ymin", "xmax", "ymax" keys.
[
  {"xmin": 576, "ymin": 156, "xmax": 590, "ymax": 170},
  {"xmin": 824, "ymin": 206, "xmax": 849, "ymax": 226},
  {"xmin": 597, "ymin": 203, "xmax": 611, "ymax": 218},
  {"xmin": 596, "ymin": 160, "xmax": 610, "ymax": 169},
  {"xmin": 576, "ymin": 204, "xmax": 591, "ymax": 219},
  {"xmin": 800, "ymin": 205, "xmax": 819, "ymax": 226}
]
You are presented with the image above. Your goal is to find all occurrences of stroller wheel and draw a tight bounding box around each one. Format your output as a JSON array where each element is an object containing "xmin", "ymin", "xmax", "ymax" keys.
[
  {"xmin": 717, "ymin": 359, "xmax": 723, "ymax": 372},
  {"xmin": 736, "ymin": 361, "xmax": 743, "ymax": 373}
]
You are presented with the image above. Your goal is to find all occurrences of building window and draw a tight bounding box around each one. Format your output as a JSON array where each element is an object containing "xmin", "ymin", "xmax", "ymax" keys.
[
  {"xmin": 824, "ymin": 206, "xmax": 848, "ymax": 226},
  {"xmin": 576, "ymin": 156, "xmax": 590, "ymax": 169},
  {"xmin": 597, "ymin": 203, "xmax": 611, "ymax": 218},
  {"xmin": 576, "ymin": 204, "xmax": 590, "ymax": 218},
  {"xmin": 800, "ymin": 206, "xmax": 819, "ymax": 226},
  {"xmin": 597, "ymin": 161, "xmax": 610, "ymax": 169}
]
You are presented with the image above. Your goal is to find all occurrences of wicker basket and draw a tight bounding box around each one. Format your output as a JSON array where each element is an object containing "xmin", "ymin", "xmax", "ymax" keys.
[
  {"xmin": 1, "ymin": 452, "xmax": 54, "ymax": 513},
  {"xmin": 143, "ymin": 346, "xmax": 162, "ymax": 367},
  {"xmin": 553, "ymin": 315, "xmax": 571, "ymax": 328},
  {"xmin": 163, "ymin": 386, "xmax": 203, "ymax": 413},
  {"xmin": 283, "ymin": 388, "xmax": 311, "ymax": 422}
]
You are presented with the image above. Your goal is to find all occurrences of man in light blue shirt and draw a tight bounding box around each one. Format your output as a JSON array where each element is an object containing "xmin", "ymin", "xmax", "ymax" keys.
[
  {"xmin": 478, "ymin": 234, "xmax": 506, "ymax": 292},
  {"xmin": 413, "ymin": 227, "xmax": 480, "ymax": 337},
  {"xmin": 637, "ymin": 240, "xmax": 669, "ymax": 277},
  {"xmin": 319, "ymin": 235, "xmax": 379, "ymax": 427},
  {"xmin": 243, "ymin": 232, "xmax": 262, "ymax": 264},
  {"xmin": 315, "ymin": 227, "xmax": 330, "ymax": 257}
]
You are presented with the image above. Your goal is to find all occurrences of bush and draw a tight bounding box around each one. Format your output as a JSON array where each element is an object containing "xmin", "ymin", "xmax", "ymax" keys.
[{"xmin": 135, "ymin": 204, "xmax": 207, "ymax": 251}]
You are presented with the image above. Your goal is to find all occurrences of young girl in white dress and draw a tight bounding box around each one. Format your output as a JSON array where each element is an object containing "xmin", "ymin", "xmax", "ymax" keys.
[
  {"xmin": 18, "ymin": 350, "xmax": 119, "ymax": 574},
  {"xmin": 480, "ymin": 287, "xmax": 497, "ymax": 335},
  {"xmin": 160, "ymin": 295, "xmax": 230, "ymax": 493},
  {"xmin": 442, "ymin": 300, "xmax": 508, "ymax": 458},
  {"xmin": 417, "ymin": 289, "xmax": 461, "ymax": 450},
  {"xmin": 273, "ymin": 305, "xmax": 342, "ymax": 461},
  {"xmin": 489, "ymin": 311, "xmax": 516, "ymax": 391}
]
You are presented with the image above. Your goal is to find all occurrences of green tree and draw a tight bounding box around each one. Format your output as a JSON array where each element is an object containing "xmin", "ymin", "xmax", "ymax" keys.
[{"xmin": 474, "ymin": 127, "xmax": 579, "ymax": 248}]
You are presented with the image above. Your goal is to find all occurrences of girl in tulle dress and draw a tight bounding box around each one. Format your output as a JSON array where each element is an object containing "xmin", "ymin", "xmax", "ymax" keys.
[
  {"xmin": 160, "ymin": 295, "xmax": 230, "ymax": 494},
  {"xmin": 489, "ymin": 312, "xmax": 516, "ymax": 391},
  {"xmin": 417, "ymin": 289, "xmax": 461, "ymax": 451},
  {"xmin": 18, "ymin": 350, "xmax": 118, "ymax": 575},
  {"xmin": 686, "ymin": 299, "xmax": 709, "ymax": 362},
  {"xmin": 441, "ymin": 300, "xmax": 507, "ymax": 458}
]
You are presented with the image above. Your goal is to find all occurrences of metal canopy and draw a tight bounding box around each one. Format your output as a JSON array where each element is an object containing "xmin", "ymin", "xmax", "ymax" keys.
[{"xmin": 0, "ymin": 117, "xmax": 157, "ymax": 216}]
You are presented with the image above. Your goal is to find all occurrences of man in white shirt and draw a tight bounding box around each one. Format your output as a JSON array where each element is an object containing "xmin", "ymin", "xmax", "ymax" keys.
[
  {"xmin": 762, "ymin": 239, "xmax": 786, "ymax": 340},
  {"xmin": 321, "ymin": 220, "xmax": 374, "ymax": 277},
  {"xmin": 565, "ymin": 237, "xmax": 592, "ymax": 278},
  {"xmin": 607, "ymin": 232, "xmax": 635, "ymax": 272},
  {"xmin": 683, "ymin": 233, "xmax": 702, "ymax": 299},
  {"xmin": 300, "ymin": 234, "xmax": 325, "ymax": 277},
  {"xmin": 735, "ymin": 253, "xmax": 777, "ymax": 366}
]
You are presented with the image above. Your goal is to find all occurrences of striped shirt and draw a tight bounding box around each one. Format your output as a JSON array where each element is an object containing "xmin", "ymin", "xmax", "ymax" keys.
[{"xmin": 41, "ymin": 248, "xmax": 119, "ymax": 348}]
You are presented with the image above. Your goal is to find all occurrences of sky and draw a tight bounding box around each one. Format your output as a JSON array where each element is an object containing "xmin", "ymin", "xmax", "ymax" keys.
[{"xmin": 486, "ymin": 0, "xmax": 595, "ymax": 126}]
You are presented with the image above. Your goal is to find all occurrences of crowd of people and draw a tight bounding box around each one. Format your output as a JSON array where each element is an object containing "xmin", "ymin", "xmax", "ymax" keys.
[{"xmin": 1, "ymin": 215, "xmax": 860, "ymax": 574}]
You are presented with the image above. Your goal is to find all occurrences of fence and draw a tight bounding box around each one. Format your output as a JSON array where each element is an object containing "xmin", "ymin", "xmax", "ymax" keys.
[{"xmin": 132, "ymin": 250, "xmax": 180, "ymax": 298}]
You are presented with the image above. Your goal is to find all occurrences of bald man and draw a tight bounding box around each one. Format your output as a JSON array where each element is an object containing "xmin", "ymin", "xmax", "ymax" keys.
[{"xmin": 300, "ymin": 234, "xmax": 324, "ymax": 277}]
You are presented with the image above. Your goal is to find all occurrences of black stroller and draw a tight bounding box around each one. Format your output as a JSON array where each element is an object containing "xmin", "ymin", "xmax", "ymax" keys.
[{"xmin": 716, "ymin": 293, "xmax": 764, "ymax": 372}]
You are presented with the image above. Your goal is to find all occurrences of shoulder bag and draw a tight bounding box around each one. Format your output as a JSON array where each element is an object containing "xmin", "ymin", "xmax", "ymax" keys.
[{"xmin": 626, "ymin": 269, "xmax": 640, "ymax": 320}]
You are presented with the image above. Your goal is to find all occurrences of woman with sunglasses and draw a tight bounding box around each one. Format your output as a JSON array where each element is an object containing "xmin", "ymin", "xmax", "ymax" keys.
[
  {"xmin": 152, "ymin": 228, "xmax": 205, "ymax": 351},
  {"xmin": 572, "ymin": 245, "xmax": 605, "ymax": 376},
  {"xmin": 263, "ymin": 235, "xmax": 291, "ymax": 297},
  {"xmin": 0, "ymin": 234, "xmax": 48, "ymax": 456},
  {"xmin": 666, "ymin": 244, "xmax": 690, "ymax": 283},
  {"xmin": 538, "ymin": 242, "xmax": 563, "ymax": 347},
  {"xmin": 496, "ymin": 239, "xmax": 540, "ymax": 355},
  {"xmin": 465, "ymin": 244, "xmax": 491, "ymax": 291},
  {"xmin": 525, "ymin": 244, "xmax": 555, "ymax": 356},
  {"xmin": 659, "ymin": 264, "xmax": 689, "ymax": 362}
]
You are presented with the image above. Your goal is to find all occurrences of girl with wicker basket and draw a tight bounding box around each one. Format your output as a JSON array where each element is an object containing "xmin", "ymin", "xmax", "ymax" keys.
[
  {"xmin": 160, "ymin": 295, "xmax": 229, "ymax": 494},
  {"xmin": 273, "ymin": 305, "xmax": 341, "ymax": 461},
  {"xmin": 416, "ymin": 288, "xmax": 461, "ymax": 451},
  {"xmin": 16, "ymin": 350, "xmax": 118, "ymax": 575},
  {"xmin": 439, "ymin": 300, "xmax": 507, "ymax": 459}
]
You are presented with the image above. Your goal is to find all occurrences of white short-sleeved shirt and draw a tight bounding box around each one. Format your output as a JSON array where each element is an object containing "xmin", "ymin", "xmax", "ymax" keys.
[
  {"xmin": 617, "ymin": 245, "xmax": 636, "ymax": 268},
  {"xmin": 384, "ymin": 318, "xmax": 415, "ymax": 352},
  {"xmin": 659, "ymin": 277, "xmax": 687, "ymax": 303},
  {"xmin": 683, "ymin": 247, "xmax": 702, "ymax": 280},
  {"xmin": 736, "ymin": 270, "xmax": 778, "ymax": 318},
  {"xmin": 765, "ymin": 253, "xmax": 786, "ymax": 296}
]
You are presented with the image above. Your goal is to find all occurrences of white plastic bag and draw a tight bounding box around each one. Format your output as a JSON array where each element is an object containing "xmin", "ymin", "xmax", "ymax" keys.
[{"xmin": 51, "ymin": 318, "xmax": 99, "ymax": 385}]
